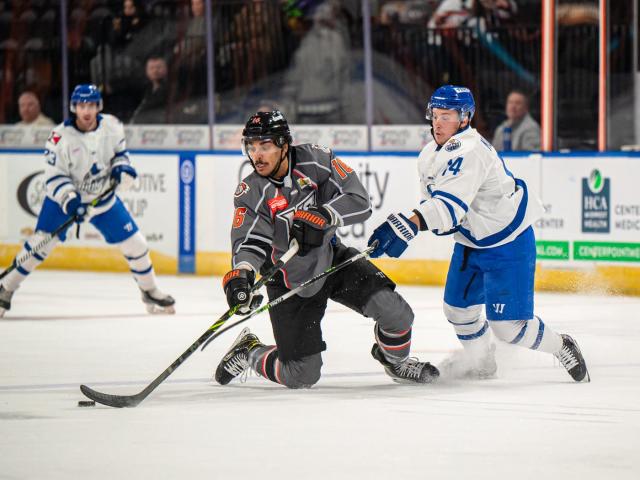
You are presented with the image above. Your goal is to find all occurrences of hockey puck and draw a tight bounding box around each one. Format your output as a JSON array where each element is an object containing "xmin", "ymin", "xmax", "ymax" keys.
[{"xmin": 78, "ymin": 400, "xmax": 96, "ymax": 407}]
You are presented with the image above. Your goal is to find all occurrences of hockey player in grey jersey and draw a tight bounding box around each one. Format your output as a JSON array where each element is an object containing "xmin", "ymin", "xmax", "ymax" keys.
[
  {"xmin": 0, "ymin": 84, "xmax": 175, "ymax": 316},
  {"xmin": 214, "ymin": 110, "xmax": 439, "ymax": 387}
]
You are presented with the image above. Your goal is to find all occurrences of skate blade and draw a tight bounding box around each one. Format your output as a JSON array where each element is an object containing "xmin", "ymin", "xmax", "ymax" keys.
[
  {"xmin": 580, "ymin": 370, "xmax": 591, "ymax": 383},
  {"xmin": 390, "ymin": 377, "xmax": 438, "ymax": 386},
  {"xmin": 145, "ymin": 304, "xmax": 176, "ymax": 315}
]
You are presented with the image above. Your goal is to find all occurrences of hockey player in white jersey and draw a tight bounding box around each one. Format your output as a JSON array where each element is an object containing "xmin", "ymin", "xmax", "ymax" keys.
[
  {"xmin": 0, "ymin": 84, "xmax": 175, "ymax": 316},
  {"xmin": 367, "ymin": 85, "xmax": 589, "ymax": 382}
]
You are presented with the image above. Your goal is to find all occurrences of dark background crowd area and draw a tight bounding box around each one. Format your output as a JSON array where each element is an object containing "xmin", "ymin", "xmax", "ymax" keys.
[{"xmin": 0, "ymin": 0, "xmax": 636, "ymax": 150}]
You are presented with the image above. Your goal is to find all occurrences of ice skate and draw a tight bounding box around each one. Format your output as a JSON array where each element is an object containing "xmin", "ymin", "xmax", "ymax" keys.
[
  {"xmin": 214, "ymin": 328, "xmax": 265, "ymax": 385},
  {"xmin": 371, "ymin": 344, "xmax": 439, "ymax": 384},
  {"xmin": 141, "ymin": 287, "xmax": 176, "ymax": 314},
  {"xmin": 0, "ymin": 285, "xmax": 15, "ymax": 318},
  {"xmin": 438, "ymin": 343, "xmax": 497, "ymax": 380},
  {"xmin": 554, "ymin": 334, "xmax": 590, "ymax": 382}
]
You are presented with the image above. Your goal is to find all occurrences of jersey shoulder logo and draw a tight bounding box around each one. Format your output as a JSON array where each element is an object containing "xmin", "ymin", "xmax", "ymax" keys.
[
  {"xmin": 234, "ymin": 182, "xmax": 250, "ymax": 198},
  {"xmin": 445, "ymin": 139, "xmax": 461, "ymax": 152},
  {"xmin": 311, "ymin": 144, "xmax": 331, "ymax": 154},
  {"xmin": 296, "ymin": 176, "xmax": 313, "ymax": 189},
  {"xmin": 48, "ymin": 132, "xmax": 62, "ymax": 145}
]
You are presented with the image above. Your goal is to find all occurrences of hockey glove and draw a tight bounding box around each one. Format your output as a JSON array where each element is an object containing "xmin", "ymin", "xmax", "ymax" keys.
[
  {"xmin": 111, "ymin": 164, "xmax": 137, "ymax": 191},
  {"xmin": 290, "ymin": 206, "xmax": 333, "ymax": 257},
  {"xmin": 222, "ymin": 268, "xmax": 263, "ymax": 314},
  {"xmin": 62, "ymin": 192, "xmax": 88, "ymax": 223},
  {"xmin": 367, "ymin": 213, "xmax": 418, "ymax": 258}
]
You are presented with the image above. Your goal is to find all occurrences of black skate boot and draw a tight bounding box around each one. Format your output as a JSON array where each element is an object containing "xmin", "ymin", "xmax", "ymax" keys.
[
  {"xmin": 215, "ymin": 328, "xmax": 265, "ymax": 385},
  {"xmin": 371, "ymin": 344, "xmax": 439, "ymax": 384},
  {"xmin": 554, "ymin": 334, "xmax": 590, "ymax": 382},
  {"xmin": 0, "ymin": 285, "xmax": 14, "ymax": 318},
  {"xmin": 141, "ymin": 288, "xmax": 176, "ymax": 314}
]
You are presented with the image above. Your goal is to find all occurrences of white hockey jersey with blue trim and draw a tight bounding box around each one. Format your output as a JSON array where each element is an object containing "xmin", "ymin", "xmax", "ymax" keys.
[
  {"xmin": 415, "ymin": 127, "xmax": 544, "ymax": 249},
  {"xmin": 43, "ymin": 114, "xmax": 130, "ymax": 211}
]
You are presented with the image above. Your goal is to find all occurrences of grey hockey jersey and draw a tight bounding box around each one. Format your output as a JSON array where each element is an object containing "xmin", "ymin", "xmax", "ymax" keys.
[{"xmin": 231, "ymin": 144, "xmax": 372, "ymax": 297}]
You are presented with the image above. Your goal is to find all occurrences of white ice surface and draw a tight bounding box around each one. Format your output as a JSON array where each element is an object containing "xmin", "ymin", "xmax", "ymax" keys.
[{"xmin": 1, "ymin": 271, "xmax": 639, "ymax": 480}]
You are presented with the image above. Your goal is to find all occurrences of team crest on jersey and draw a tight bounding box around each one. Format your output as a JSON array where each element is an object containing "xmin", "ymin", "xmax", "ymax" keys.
[
  {"xmin": 445, "ymin": 139, "xmax": 461, "ymax": 152},
  {"xmin": 48, "ymin": 132, "xmax": 61, "ymax": 145},
  {"xmin": 267, "ymin": 195, "xmax": 289, "ymax": 217},
  {"xmin": 297, "ymin": 176, "xmax": 313, "ymax": 189},
  {"xmin": 234, "ymin": 182, "xmax": 250, "ymax": 197}
]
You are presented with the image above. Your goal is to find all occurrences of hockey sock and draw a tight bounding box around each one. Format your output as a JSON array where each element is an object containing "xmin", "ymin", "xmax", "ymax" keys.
[
  {"xmin": 374, "ymin": 324, "xmax": 412, "ymax": 363},
  {"xmin": 444, "ymin": 303, "xmax": 494, "ymax": 357},
  {"xmin": 364, "ymin": 288, "xmax": 414, "ymax": 363},
  {"xmin": 249, "ymin": 346, "xmax": 281, "ymax": 384},
  {"xmin": 1, "ymin": 233, "xmax": 59, "ymax": 291},
  {"xmin": 118, "ymin": 232, "xmax": 157, "ymax": 291},
  {"xmin": 489, "ymin": 317, "xmax": 563, "ymax": 354},
  {"xmin": 248, "ymin": 348, "xmax": 323, "ymax": 388}
]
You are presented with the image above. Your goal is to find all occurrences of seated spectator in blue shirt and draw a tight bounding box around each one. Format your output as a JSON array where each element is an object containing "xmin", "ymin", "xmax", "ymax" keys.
[{"xmin": 492, "ymin": 89, "xmax": 541, "ymax": 152}]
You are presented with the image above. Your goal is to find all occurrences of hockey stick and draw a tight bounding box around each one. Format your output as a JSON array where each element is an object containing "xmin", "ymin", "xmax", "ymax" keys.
[
  {"xmin": 79, "ymin": 240, "xmax": 300, "ymax": 408},
  {"xmin": 199, "ymin": 240, "xmax": 379, "ymax": 352},
  {"xmin": 0, "ymin": 183, "xmax": 117, "ymax": 281}
]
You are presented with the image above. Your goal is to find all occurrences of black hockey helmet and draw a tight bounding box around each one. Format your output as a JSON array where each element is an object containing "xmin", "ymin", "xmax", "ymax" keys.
[{"xmin": 242, "ymin": 110, "xmax": 292, "ymax": 149}]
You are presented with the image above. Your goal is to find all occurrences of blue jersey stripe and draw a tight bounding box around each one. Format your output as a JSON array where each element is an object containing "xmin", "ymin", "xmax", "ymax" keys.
[
  {"xmin": 46, "ymin": 174, "xmax": 71, "ymax": 185},
  {"xmin": 457, "ymin": 178, "xmax": 528, "ymax": 247},
  {"xmin": 52, "ymin": 181, "xmax": 73, "ymax": 197},
  {"xmin": 436, "ymin": 197, "xmax": 458, "ymax": 229},
  {"xmin": 432, "ymin": 190, "xmax": 469, "ymax": 212}
]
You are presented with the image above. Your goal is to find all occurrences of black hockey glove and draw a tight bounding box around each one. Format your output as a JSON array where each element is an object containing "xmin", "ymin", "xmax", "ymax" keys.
[
  {"xmin": 222, "ymin": 268, "xmax": 263, "ymax": 314},
  {"xmin": 290, "ymin": 206, "xmax": 333, "ymax": 257}
]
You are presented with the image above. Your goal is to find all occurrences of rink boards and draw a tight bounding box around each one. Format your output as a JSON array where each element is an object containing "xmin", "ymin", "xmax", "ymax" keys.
[{"xmin": 1, "ymin": 150, "xmax": 639, "ymax": 295}]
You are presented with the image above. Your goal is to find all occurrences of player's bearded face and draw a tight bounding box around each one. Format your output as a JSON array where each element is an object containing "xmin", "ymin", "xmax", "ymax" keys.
[
  {"xmin": 431, "ymin": 108, "xmax": 467, "ymax": 145},
  {"xmin": 245, "ymin": 139, "xmax": 287, "ymax": 178}
]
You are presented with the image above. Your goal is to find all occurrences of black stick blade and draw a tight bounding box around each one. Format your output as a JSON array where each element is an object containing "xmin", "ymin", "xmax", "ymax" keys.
[{"xmin": 80, "ymin": 384, "xmax": 144, "ymax": 408}]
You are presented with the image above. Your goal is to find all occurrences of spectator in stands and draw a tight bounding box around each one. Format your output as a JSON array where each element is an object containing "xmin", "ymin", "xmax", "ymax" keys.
[
  {"xmin": 171, "ymin": 0, "xmax": 208, "ymax": 123},
  {"xmin": 492, "ymin": 89, "xmax": 540, "ymax": 151},
  {"xmin": 16, "ymin": 91, "xmax": 54, "ymax": 126},
  {"xmin": 175, "ymin": 0, "xmax": 205, "ymax": 58},
  {"xmin": 284, "ymin": 2, "xmax": 350, "ymax": 124},
  {"xmin": 130, "ymin": 55, "xmax": 169, "ymax": 124},
  {"xmin": 111, "ymin": 0, "xmax": 147, "ymax": 50}
]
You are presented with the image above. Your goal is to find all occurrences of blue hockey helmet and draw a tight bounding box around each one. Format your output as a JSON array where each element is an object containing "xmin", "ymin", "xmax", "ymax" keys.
[
  {"xmin": 70, "ymin": 84, "xmax": 103, "ymax": 113},
  {"xmin": 426, "ymin": 85, "xmax": 475, "ymax": 122}
]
